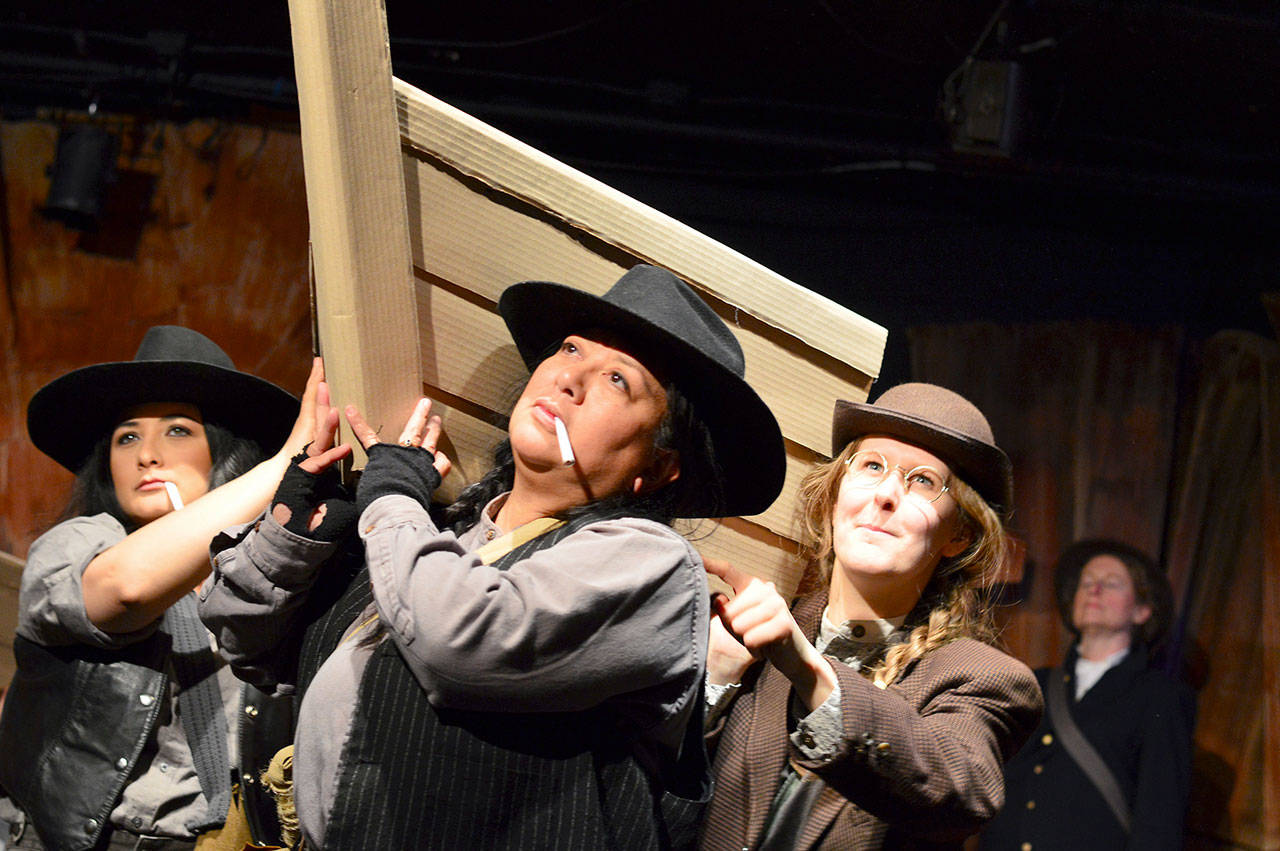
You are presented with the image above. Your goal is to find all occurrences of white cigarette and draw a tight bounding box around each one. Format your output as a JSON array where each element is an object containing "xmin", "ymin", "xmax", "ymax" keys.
[
  {"xmin": 163, "ymin": 481, "xmax": 185, "ymax": 511},
  {"xmin": 553, "ymin": 416, "xmax": 575, "ymax": 467}
]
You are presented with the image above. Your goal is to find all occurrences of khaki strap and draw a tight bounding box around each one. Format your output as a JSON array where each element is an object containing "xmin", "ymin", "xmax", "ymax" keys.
[
  {"xmin": 261, "ymin": 744, "xmax": 300, "ymax": 849},
  {"xmin": 1046, "ymin": 667, "xmax": 1132, "ymax": 832},
  {"xmin": 473, "ymin": 516, "xmax": 565, "ymax": 565}
]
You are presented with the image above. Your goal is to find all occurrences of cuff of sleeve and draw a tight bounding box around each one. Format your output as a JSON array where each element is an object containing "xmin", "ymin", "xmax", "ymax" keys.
[
  {"xmin": 790, "ymin": 683, "xmax": 843, "ymax": 761},
  {"xmin": 228, "ymin": 510, "xmax": 344, "ymax": 591},
  {"xmin": 42, "ymin": 516, "xmax": 156, "ymax": 649},
  {"xmin": 704, "ymin": 677, "xmax": 742, "ymax": 727},
  {"xmin": 357, "ymin": 493, "xmax": 437, "ymax": 536},
  {"xmin": 704, "ymin": 678, "xmax": 740, "ymax": 709}
]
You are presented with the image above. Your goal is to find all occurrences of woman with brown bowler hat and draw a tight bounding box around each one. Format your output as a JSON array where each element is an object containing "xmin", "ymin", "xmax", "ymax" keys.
[
  {"xmin": 0, "ymin": 326, "xmax": 325, "ymax": 850},
  {"xmin": 699, "ymin": 383, "xmax": 1043, "ymax": 850},
  {"xmin": 199, "ymin": 265, "xmax": 786, "ymax": 849}
]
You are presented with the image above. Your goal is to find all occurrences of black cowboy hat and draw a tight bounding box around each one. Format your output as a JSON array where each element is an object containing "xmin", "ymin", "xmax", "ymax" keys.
[
  {"xmin": 830, "ymin": 382, "xmax": 1013, "ymax": 513},
  {"xmin": 28, "ymin": 325, "xmax": 298, "ymax": 473},
  {"xmin": 497, "ymin": 264, "xmax": 785, "ymax": 518}
]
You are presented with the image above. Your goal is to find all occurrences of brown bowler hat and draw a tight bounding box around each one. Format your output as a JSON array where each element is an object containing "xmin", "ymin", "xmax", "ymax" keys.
[{"xmin": 831, "ymin": 382, "xmax": 1012, "ymax": 513}]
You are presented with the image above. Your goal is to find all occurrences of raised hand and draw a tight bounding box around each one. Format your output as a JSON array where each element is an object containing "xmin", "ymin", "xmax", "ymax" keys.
[
  {"xmin": 281, "ymin": 357, "xmax": 325, "ymax": 458},
  {"xmin": 345, "ymin": 397, "xmax": 452, "ymax": 481},
  {"xmin": 347, "ymin": 398, "xmax": 454, "ymax": 514},
  {"xmin": 298, "ymin": 375, "xmax": 353, "ymax": 475},
  {"xmin": 707, "ymin": 587, "xmax": 760, "ymax": 686},
  {"xmin": 704, "ymin": 557, "xmax": 838, "ymax": 710}
]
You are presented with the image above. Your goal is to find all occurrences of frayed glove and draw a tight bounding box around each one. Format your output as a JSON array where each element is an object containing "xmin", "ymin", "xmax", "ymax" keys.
[
  {"xmin": 355, "ymin": 443, "xmax": 442, "ymax": 516},
  {"xmin": 272, "ymin": 448, "xmax": 358, "ymax": 542}
]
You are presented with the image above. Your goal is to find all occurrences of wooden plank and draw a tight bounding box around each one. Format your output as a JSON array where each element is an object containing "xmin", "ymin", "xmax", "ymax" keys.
[
  {"xmin": 394, "ymin": 79, "xmax": 887, "ymax": 378},
  {"xmin": 287, "ymin": 0, "xmax": 883, "ymax": 584},
  {"xmin": 694, "ymin": 518, "xmax": 806, "ymax": 599},
  {"xmin": 288, "ymin": 0, "xmax": 422, "ymax": 463},
  {"xmin": 404, "ymin": 160, "xmax": 875, "ymax": 456},
  {"xmin": 0, "ymin": 551, "xmax": 23, "ymax": 690},
  {"xmin": 418, "ymin": 402, "xmax": 505, "ymax": 505}
]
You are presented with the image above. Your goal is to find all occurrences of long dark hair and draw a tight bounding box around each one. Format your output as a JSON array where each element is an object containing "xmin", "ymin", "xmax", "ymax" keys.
[
  {"xmin": 438, "ymin": 379, "xmax": 726, "ymax": 535},
  {"xmin": 55, "ymin": 420, "xmax": 266, "ymax": 532}
]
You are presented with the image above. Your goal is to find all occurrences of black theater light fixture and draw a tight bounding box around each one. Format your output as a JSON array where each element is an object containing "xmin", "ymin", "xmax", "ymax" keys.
[{"xmin": 42, "ymin": 123, "xmax": 119, "ymax": 231}]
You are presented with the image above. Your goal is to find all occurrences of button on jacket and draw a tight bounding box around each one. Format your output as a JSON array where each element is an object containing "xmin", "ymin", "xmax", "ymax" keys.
[
  {"xmin": 979, "ymin": 645, "xmax": 1195, "ymax": 851},
  {"xmin": 700, "ymin": 591, "xmax": 1043, "ymax": 851}
]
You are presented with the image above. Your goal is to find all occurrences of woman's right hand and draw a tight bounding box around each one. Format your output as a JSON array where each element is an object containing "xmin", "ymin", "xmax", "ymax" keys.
[
  {"xmin": 298, "ymin": 370, "xmax": 353, "ymax": 475},
  {"xmin": 269, "ymin": 375, "xmax": 355, "ymax": 538},
  {"xmin": 346, "ymin": 398, "xmax": 454, "ymax": 515},
  {"xmin": 705, "ymin": 558, "xmax": 838, "ymax": 710},
  {"xmin": 279, "ymin": 357, "xmax": 326, "ymax": 460}
]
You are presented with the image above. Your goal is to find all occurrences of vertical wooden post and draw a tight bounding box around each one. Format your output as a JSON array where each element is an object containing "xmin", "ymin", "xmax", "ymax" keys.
[{"xmin": 287, "ymin": 0, "xmax": 422, "ymax": 463}]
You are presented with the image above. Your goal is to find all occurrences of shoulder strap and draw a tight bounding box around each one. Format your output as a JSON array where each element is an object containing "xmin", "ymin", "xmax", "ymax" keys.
[
  {"xmin": 474, "ymin": 516, "xmax": 565, "ymax": 565},
  {"xmin": 1046, "ymin": 666, "xmax": 1132, "ymax": 833}
]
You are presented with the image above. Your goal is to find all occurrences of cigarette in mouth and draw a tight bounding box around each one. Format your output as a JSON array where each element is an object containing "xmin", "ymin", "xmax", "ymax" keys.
[
  {"xmin": 553, "ymin": 416, "xmax": 575, "ymax": 467},
  {"xmin": 163, "ymin": 481, "xmax": 185, "ymax": 511}
]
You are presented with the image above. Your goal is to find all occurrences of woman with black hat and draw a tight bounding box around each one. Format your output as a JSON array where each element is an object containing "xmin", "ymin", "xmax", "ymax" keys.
[
  {"xmin": 979, "ymin": 540, "xmax": 1195, "ymax": 851},
  {"xmin": 198, "ymin": 265, "xmax": 787, "ymax": 849},
  {"xmin": 698, "ymin": 383, "xmax": 1043, "ymax": 850},
  {"xmin": 0, "ymin": 327, "xmax": 320, "ymax": 851}
]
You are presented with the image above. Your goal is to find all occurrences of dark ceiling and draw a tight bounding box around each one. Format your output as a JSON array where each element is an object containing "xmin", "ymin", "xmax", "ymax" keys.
[
  {"xmin": 3, "ymin": 1, "xmax": 1277, "ymax": 374},
  {"xmin": 3, "ymin": 0, "xmax": 1277, "ymax": 198}
]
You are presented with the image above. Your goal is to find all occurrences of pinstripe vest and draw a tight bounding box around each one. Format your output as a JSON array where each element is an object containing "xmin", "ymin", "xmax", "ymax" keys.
[{"xmin": 296, "ymin": 512, "xmax": 706, "ymax": 850}]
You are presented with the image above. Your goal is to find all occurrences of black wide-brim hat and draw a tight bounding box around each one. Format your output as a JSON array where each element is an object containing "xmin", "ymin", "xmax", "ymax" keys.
[
  {"xmin": 28, "ymin": 325, "xmax": 298, "ymax": 473},
  {"xmin": 831, "ymin": 382, "xmax": 1013, "ymax": 514},
  {"xmin": 498, "ymin": 264, "xmax": 785, "ymax": 518}
]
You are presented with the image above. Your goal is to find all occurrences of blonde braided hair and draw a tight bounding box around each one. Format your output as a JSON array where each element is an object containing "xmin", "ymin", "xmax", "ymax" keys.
[{"xmin": 796, "ymin": 440, "xmax": 1007, "ymax": 687}]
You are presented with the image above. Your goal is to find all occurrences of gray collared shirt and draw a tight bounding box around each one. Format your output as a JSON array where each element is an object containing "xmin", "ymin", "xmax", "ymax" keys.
[
  {"xmin": 18, "ymin": 514, "xmax": 240, "ymax": 839},
  {"xmin": 203, "ymin": 493, "xmax": 709, "ymax": 847}
]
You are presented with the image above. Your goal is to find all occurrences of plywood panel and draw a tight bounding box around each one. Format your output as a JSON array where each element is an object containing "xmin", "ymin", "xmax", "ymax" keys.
[
  {"xmin": 394, "ymin": 80, "xmax": 886, "ymax": 377},
  {"xmin": 405, "ymin": 156, "xmax": 874, "ymax": 457},
  {"xmin": 692, "ymin": 518, "xmax": 805, "ymax": 599},
  {"xmin": 287, "ymin": 0, "xmax": 883, "ymax": 591}
]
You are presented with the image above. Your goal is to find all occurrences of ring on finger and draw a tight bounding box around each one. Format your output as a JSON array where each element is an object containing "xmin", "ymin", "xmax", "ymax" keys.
[{"xmin": 400, "ymin": 439, "xmax": 415, "ymax": 447}]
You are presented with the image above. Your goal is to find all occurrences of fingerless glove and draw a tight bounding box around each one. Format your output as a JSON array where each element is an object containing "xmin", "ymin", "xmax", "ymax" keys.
[
  {"xmin": 272, "ymin": 448, "xmax": 358, "ymax": 542},
  {"xmin": 354, "ymin": 443, "xmax": 442, "ymax": 517}
]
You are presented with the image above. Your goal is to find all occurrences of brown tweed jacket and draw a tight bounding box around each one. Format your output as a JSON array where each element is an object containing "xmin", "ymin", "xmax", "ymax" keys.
[{"xmin": 699, "ymin": 591, "xmax": 1043, "ymax": 851}]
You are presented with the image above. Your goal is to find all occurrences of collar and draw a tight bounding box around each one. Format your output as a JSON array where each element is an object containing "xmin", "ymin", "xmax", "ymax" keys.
[
  {"xmin": 1073, "ymin": 645, "xmax": 1131, "ymax": 699},
  {"xmin": 458, "ymin": 493, "xmax": 509, "ymax": 550},
  {"xmin": 816, "ymin": 607, "xmax": 906, "ymax": 667}
]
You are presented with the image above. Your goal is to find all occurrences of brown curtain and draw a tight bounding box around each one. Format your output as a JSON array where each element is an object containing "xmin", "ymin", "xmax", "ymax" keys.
[
  {"xmin": 909, "ymin": 321, "xmax": 1278, "ymax": 850},
  {"xmin": 1163, "ymin": 331, "xmax": 1279, "ymax": 850},
  {"xmin": 908, "ymin": 320, "xmax": 1185, "ymax": 668}
]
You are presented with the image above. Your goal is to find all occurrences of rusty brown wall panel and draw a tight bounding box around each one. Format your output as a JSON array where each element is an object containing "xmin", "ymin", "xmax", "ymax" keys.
[{"xmin": 0, "ymin": 120, "xmax": 314, "ymax": 559}]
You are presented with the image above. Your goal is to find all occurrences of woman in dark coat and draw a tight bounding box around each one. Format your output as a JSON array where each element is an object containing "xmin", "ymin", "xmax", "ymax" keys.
[
  {"xmin": 699, "ymin": 383, "xmax": 1043, "ymax": 850},
  {"xmin": 979, "ymin": 540, "xmax": 1196, "ymax": 851}
]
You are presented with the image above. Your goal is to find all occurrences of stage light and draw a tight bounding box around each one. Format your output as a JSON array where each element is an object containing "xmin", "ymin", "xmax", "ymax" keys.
[
  {"xmin": 43, "ymin": 124, "xmax": 118, "ymax": 230},
  {"xmin": 943, "ymin": 59, "xmax": 1030, "ymax": 157}
]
